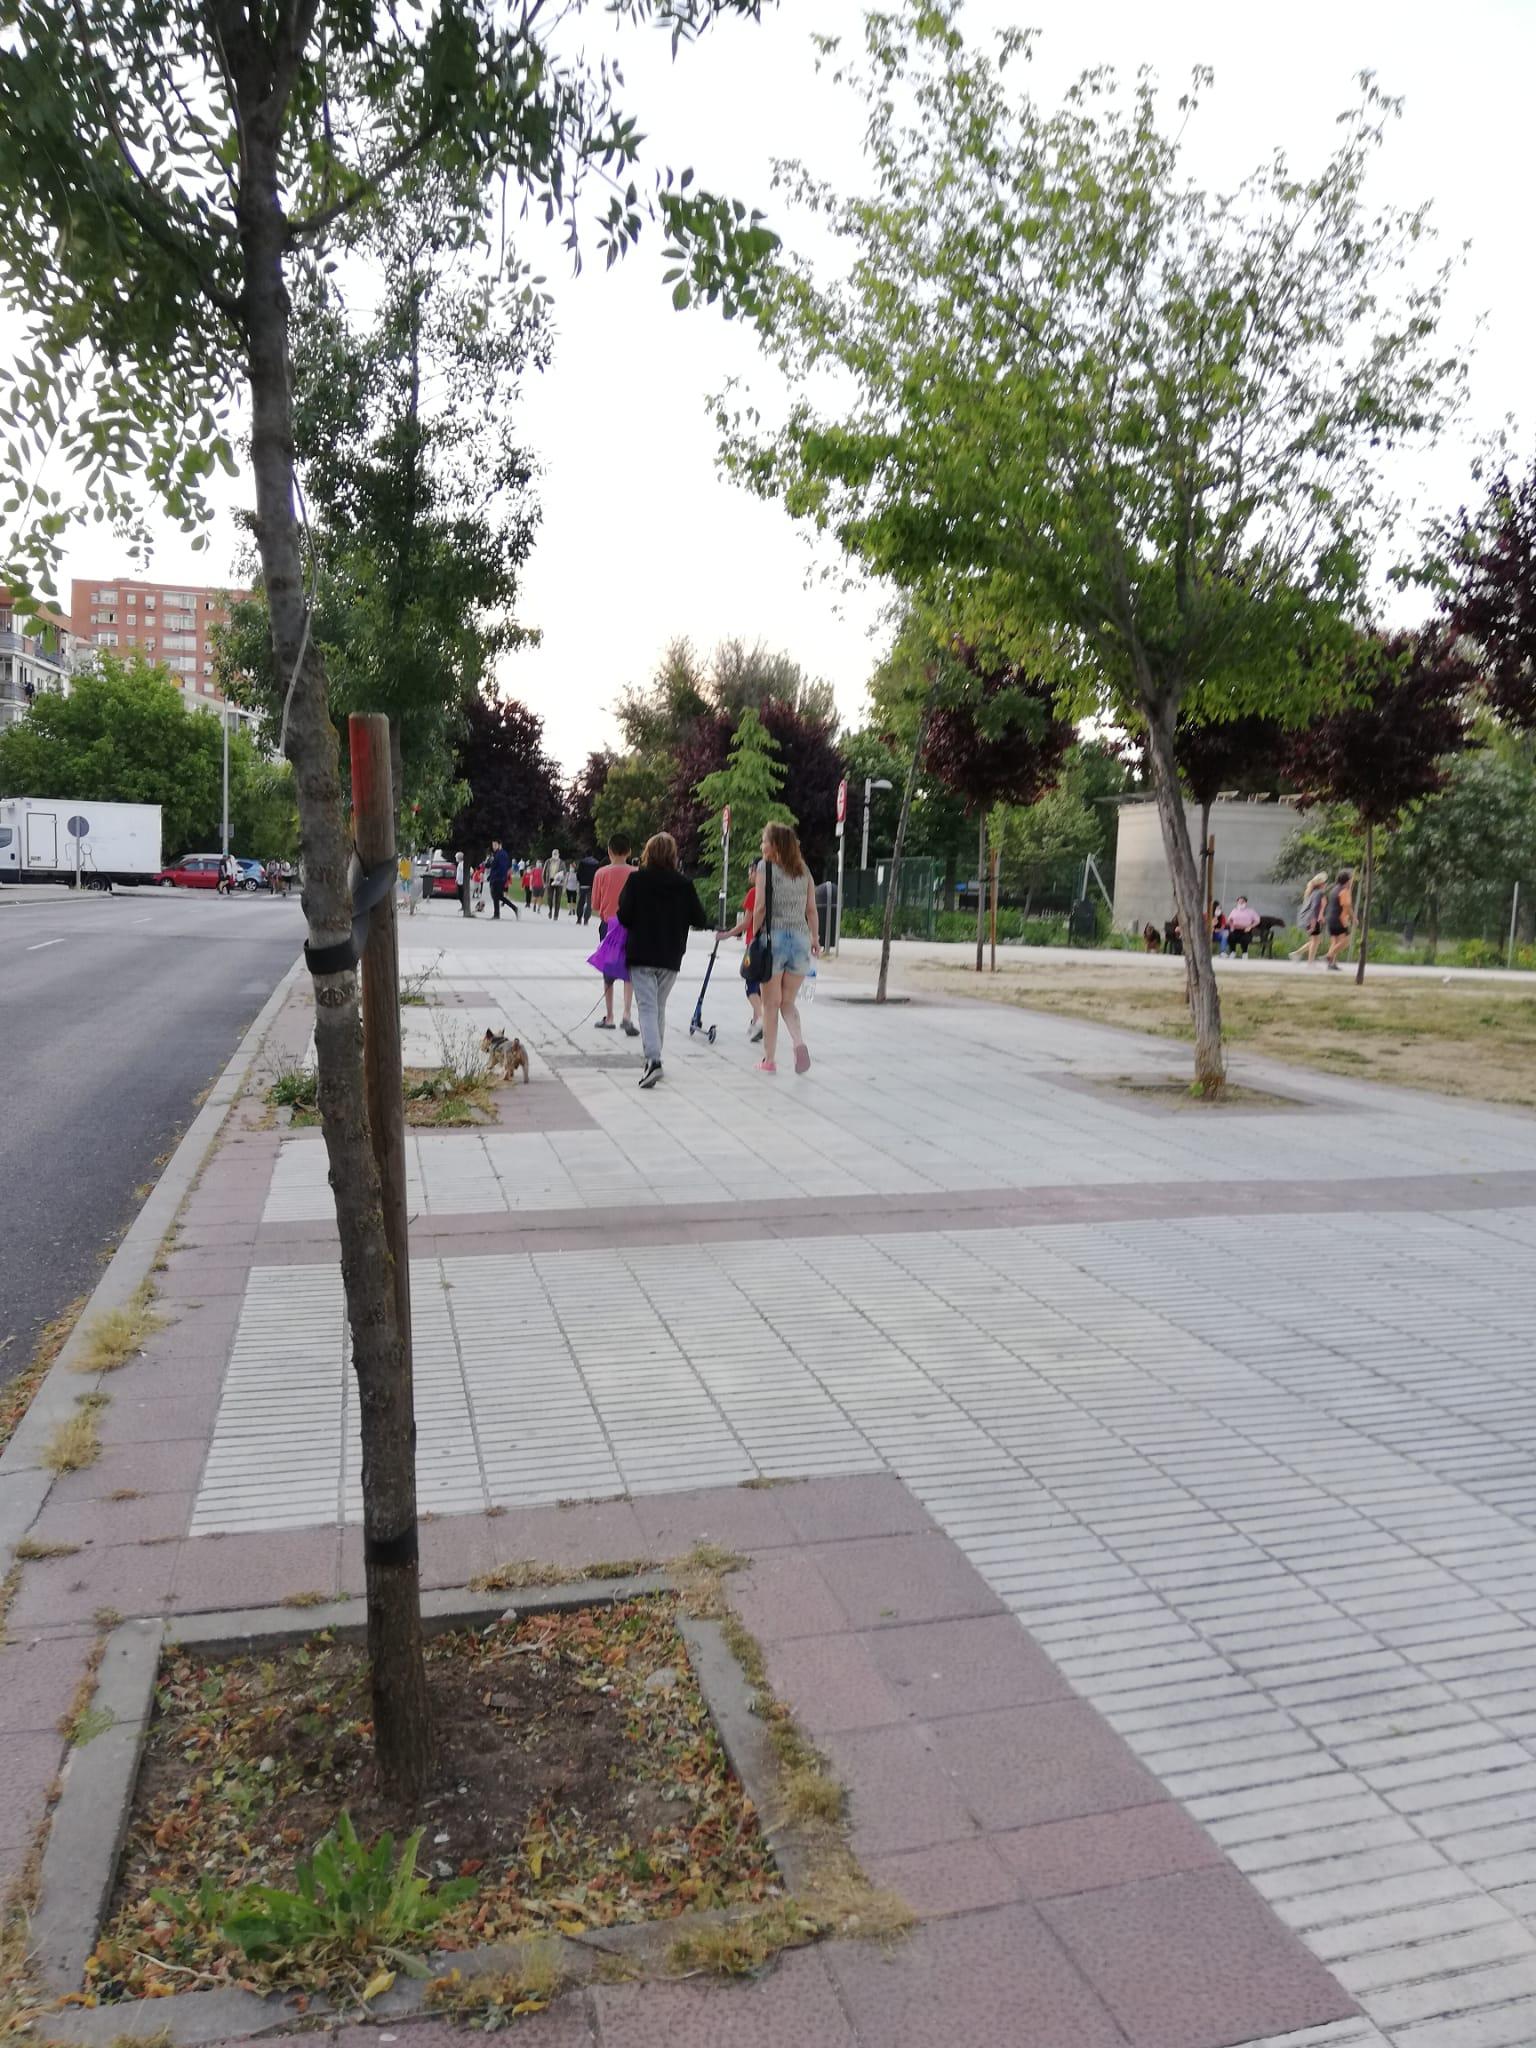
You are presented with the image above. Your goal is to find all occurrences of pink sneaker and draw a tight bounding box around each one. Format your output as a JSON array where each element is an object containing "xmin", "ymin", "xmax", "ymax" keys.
[
  {"xmin": 756, "ymin": 1059, "xmax": 777, "ymax": 1074},
  {"xmin": 794, "ymin": 1044, "xmax": 812, "ymax": 1074}
]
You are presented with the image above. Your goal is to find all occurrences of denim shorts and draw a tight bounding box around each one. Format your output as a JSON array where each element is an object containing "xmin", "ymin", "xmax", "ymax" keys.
[{"xmin": 770, "ymin": 928, "xmax": 812, "ymax": 977}]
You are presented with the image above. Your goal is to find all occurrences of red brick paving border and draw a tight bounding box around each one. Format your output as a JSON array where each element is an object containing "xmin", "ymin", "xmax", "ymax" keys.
[{"xmin": 5, "ymin": 1475, "xmax": 1359, "ymax": 2046}]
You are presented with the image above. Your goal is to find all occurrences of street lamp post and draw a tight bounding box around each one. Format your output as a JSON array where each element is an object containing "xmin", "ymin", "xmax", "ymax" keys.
[
  {"xmin": 861, "ymin": 776, "xmax": 893, "ymax": 872},
  {"xmin": 220, "ymin": 705, "xmax": 230, "ymax": 857}
]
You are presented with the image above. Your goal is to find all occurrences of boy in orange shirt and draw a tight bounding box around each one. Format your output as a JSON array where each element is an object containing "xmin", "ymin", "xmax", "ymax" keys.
[{"xmin": 589, "ymin": 836, "xmax": 638, "ymax": 1035}]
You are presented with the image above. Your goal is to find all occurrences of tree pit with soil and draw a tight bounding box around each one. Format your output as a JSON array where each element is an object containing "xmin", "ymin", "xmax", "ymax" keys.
[{"xmin": 89, "ymin": 1596, "xmax": 779, "ymax": 2003}]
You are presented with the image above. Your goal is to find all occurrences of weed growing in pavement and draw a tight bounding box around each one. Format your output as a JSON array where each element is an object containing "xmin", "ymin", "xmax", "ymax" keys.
[
  {"xmin": 667, "ymin": 1898, "xmax": 822, "ymax": 1978},
  {"xmin": 426, "ymin": 1938, "xmax": 569, "ymax": 2026},
  {"xmin": 780, "ymin": 1768, "xmax": 844, "ymax": 1827},
  {"xmin": 69, "ymin": 1705, "xmax": 116, "ymax": 1747},
  {"xmin": 41, "ymin": 1404, "xmax": 101, "ymax": 1472},
  {"xmin": 12, "ymin": 1537, "xmax": 79, "ymax": 1561},
  {"xmin": 399, "ymin": 953, "xmax": 444, "ymax": 1007},
  {"xmin": 0, "ymin": 1294, "xmax": 86, "ymax": 1455},
  {"xmin": 266, "ymin": 1056, "xmax": 319, "ymax": 1122},
  {"xmin": 279, "ymin": 1590, "xmax": 333, "ymax": 1609},
  {"xmin": 468, "ymin": 1557, "xmax": 659, "ymax": 1594},
  {"xmin": 404, "ymin": 1020, "xmax": 495, "ymax": 1126},
  {"xmin": 72, "ymin": 1288, "xmax": 166, "ymax": 1374}
]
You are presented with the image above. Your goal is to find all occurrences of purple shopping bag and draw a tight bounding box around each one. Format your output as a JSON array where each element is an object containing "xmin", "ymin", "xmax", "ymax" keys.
[{"xmin": 587, "ymin": 919, "xmax": 629, "ymax": 982}]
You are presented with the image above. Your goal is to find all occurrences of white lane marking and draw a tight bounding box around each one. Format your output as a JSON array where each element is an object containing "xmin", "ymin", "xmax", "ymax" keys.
[{"xmin": 26, "ymin": 938, "xmax": 66, "ymax": 950}]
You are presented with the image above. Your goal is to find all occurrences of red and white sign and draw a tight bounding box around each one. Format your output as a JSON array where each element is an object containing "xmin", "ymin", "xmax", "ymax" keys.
[{"xmin": 835, "ymin": 778, "xmax": 847, "ymax": 825}]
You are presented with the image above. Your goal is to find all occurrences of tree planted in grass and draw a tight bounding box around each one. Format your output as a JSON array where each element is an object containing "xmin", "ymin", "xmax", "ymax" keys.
[
  {"xmin": 0, "ymin": 0, "xmax": 775, "ymax": 1803},
  {"xmin": 722, "ymin": 0, "xmax": 1465, "ymax": 1089},
  {"xmin": 1285, "ymin": 633, "xmax": 1473, "ymax": 981}
]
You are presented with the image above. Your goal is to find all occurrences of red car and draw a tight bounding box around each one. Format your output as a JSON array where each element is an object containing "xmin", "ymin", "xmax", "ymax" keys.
[
  {"xmin": 156, "ymin": 853, "xmax": 224, "ymax": 889},
  {"xmin": 156, "ymin": 854, "xmax": 260, "ymax": 891},
  {"xmin": 427, "ymin": 858, "xmax": 459, "ymax": 899}
]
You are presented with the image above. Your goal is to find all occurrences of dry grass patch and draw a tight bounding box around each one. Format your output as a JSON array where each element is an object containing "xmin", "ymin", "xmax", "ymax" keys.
[
  {"xmin": 0, "ymin": 1295, "xmax": 86, "ymax": 1456},
  {"xmin": 914, "ymin": 959, "xmax": 1536, "ymax": 1108},
  {"xmin": 71, "ymin": 1291, "xmax": 166, "ymax": 1375},
  {"xmin": 426, "ymin": 1937, "xmax": 569, "ymax": 2024},
  {"xmin": 12, "ymin": 1537, "xmax": 79, "ymax": 1562},
  {"xmin": 41, "ymin": 1406, "xmax": 102, "ymax": 1473}
]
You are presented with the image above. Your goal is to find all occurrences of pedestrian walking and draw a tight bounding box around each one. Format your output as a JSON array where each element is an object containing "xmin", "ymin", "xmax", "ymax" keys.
[
  {"xmin": 590, "ymin": 836, "xmax": 639, "ymax": 1036},
  {"xmin": 488, "ymin": 839, "xmax": 517, "ymax": 921},
  {"xmin": 564, "ymin": 862, "xmax": 579, "ymax": 919},
  {"xmin": 1291, "ymin": 871, "xmax": 1330, "ymax": 963},
  {"xmin": 547, "ymin": 850, "xmax": 564, "ymax": 921},
  {"xmin": 528, "ymin": 859, "xmax": 544, "ymax": 912},
  {"xmin": 522, "ymin": 862, "xmax": 534, "ymax": 910},
  {"xmin": 576, "ymin": 849, "xmax": 600, "ymax": 925},
  {"xmin": 751, "ymin": 822, "xmax": 820, "ymax": 1076},
  {"xmin": 616, "ymin": 832, "xmax": 711, "ymax": 1089},
  {"xmin": 1325, "ymin": 869, "xmax": 1354, "ymax": 971},
  {"xmin": 218, "ymin": 850, "xmax": 240, "ymax": 895},
  {"xmin": 723, "ymin": 860, "xmax": 765, "ymax": 1043}
]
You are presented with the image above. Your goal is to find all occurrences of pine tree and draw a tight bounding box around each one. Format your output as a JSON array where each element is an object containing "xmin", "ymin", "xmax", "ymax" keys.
[{"xmin": 693, "ymin": 707, "xmax": 795, "ymax": 917}]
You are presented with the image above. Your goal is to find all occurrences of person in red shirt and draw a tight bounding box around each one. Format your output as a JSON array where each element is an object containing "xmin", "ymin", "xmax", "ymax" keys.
[
  {"xmin": 589, "ymin": 836, "xmax": 638, "ymax": 1035},
  {"xmin": 528, "ymin": 860, "xmax": 544, "ymax": 912}
]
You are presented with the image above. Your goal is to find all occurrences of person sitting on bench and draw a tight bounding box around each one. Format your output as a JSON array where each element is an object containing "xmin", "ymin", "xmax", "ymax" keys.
[{"xmin": 1225, "ymin": 896, "xmax": 1262, "ymax": 955}]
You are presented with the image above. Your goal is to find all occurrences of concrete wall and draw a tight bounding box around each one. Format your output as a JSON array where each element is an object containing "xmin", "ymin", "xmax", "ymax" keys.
[{"xmin": 1112, "ymin": 798, "xmax": 1311, "ymax": 933}]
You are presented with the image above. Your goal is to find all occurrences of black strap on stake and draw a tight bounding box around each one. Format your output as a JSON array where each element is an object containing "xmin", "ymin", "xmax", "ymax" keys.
[
  {"xmin": 365, "ymin": 1525, "xmax": 420, "ymax": 1569},
  {"xmin": 303, "ymin": 852, "xmax": 398, "ymax": 977}
]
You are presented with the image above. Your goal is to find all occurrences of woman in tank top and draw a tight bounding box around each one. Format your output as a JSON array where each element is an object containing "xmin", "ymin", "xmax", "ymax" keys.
[{"xmin": 751, "ymin": 820, "xmax": 820, "ymax": 1075}]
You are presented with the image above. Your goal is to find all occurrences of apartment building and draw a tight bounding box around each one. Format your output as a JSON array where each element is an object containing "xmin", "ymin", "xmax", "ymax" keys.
[
  {"xmin": 0, "ymin": 593, "xmax": 76, "ymax": 731},
  {"xmin": 68, "ymin": 575, "xmax": 255, "ymax": 729}
]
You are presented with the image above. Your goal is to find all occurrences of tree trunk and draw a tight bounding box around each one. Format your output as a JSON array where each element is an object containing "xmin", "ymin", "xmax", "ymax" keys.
[
  {"xmin": 1355, "ymin": 819, "xmax": 1374, "ymax": 986},
  {"xmin": 237, "ymin": 125, "xmax": 431, "ymax": 1805},
  {"xmin": 1199, "ymin": 799, "xmax": 1213, "ymax": 924},
  {"xmin": 974, "ymin": 811, "xmax": 986, "ymax": 972},
  {"xmin": 1143, "ymin": 700, "xmax": 1224, "ymax": 1093},
  {"xmin": 876, "ymin": 703, "xmax": 931, "ymax": 1004}
]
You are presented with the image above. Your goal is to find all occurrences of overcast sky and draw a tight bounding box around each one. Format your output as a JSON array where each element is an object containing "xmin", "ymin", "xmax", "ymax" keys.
[{"xmin": 28, "ymin": 0, "xmax": 1533, "ymax": 777}]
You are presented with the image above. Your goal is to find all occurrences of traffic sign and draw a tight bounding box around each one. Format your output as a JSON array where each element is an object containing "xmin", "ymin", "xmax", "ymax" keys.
[
  {"xmin": 66, "ymin": 814, "xmax": 89, "ymax": 838},
  {"xmin": 835, "ymin": 779, "xmax": 847, "ymax": 825}
]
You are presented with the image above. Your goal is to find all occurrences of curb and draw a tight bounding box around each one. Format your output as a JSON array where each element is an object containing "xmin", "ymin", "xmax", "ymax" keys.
[{"xmin": 0, "ymin": 954, "xmax": 305, "ymax": 1553}]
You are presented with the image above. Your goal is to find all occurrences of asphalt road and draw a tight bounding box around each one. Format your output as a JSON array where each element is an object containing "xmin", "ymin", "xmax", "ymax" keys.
[{"xmin": 0, "ymin": 888, "xmax": 303, "ymax": 1383}]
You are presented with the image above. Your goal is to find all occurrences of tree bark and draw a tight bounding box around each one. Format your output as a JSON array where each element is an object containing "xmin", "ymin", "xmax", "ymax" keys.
[
  {"xmin": 1355, "ymin": 819, "xmax": 1374, "ymax": 986},
  {"xmin": 876, "ymin": 702, "xmax": 931, "ymax": 1004},
  {"xmin": 1143, "ymin": 699, "xmax": 1225, "ymax": 1093},
  {"xmin": 974, "ymin": 811, "xmax": 986, "ymax": 972},
  {"xmin": 235, "ymin": 119, "xmax": 430, "ymax": 1806}
]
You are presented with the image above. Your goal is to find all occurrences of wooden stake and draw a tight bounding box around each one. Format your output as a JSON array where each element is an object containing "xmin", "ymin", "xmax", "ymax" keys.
[
  {"xmin": 348, "ymin": 715, "xmax": 413, "ymax": 1371},
  {"xmin": 989, "ymin": 840, "xmax": 1000, "ymax": 971}
]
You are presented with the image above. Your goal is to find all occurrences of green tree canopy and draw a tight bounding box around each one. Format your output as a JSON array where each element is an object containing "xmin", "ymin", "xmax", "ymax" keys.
[
  {"xmin": 591, "ymin": 753, "xmax": 673, "ymax": 858},
  {"xmin": 724, "ymin": 0, "xmax": 1465, "ymax": 1081},
  {"xmin": 0, "ymin": 653, "xmax": 295, "ymax": 855},
  {"xmin": 692, "ymin": 705, "xmax": 793, "ymax": 910}
]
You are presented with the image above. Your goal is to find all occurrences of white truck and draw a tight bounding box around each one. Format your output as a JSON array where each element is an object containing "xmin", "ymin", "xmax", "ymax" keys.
[{"xmin": 0, "ymin": 797, "xmax": 162, "ymax": 889}]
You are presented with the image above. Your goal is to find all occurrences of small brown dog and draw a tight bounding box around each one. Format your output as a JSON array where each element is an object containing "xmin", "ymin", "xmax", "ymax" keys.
[{"xmin": 482, "ymin": 1028, "xmax": 530, "ymax": 1084}]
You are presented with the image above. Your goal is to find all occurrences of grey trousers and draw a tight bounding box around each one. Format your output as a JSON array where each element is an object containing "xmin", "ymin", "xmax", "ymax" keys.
[{"xmin": 630, "ymin": 966, "xmax": 677, "ymax": 1066}]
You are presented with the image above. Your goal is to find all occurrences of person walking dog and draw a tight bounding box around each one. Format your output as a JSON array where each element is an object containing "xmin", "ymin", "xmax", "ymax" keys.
[
  {"xmin": 616, "ymin": 833, "xmax": 711, "ymax": 1089},
  {"xmin": 751, "ymin": 822, "xmax": 820, "ymax": 1076}
]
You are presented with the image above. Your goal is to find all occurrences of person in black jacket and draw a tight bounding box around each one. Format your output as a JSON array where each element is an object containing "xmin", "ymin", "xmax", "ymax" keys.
[
  {"xmin": 617, "ymin": 832, "xmax": 711, "ymax": 1089},
  {"xmin": 575, "ymin": 849, "xmax": 601, "ymax": 925}
]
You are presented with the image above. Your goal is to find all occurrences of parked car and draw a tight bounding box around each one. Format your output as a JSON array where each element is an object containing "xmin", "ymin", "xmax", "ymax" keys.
[
  {"xmin": 237, "ymin": 859, "xmax": 269, "ymax": 890},
  {"xmin": 156, "ymin": 853, "xmax": 222, "ymax": 889},
  {"xmin": 427, "ymin": 858, "xmax": 459, "ymax": 900},
  {"xmin": 155, "ymin": 854, "xmax": 260, "ymax": 891}
]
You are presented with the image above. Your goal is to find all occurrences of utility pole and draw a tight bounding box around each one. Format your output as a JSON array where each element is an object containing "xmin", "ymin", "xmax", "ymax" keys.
[{"xmin": 220, "ymin": 706, "xmax": 230, "ymax": 856}]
